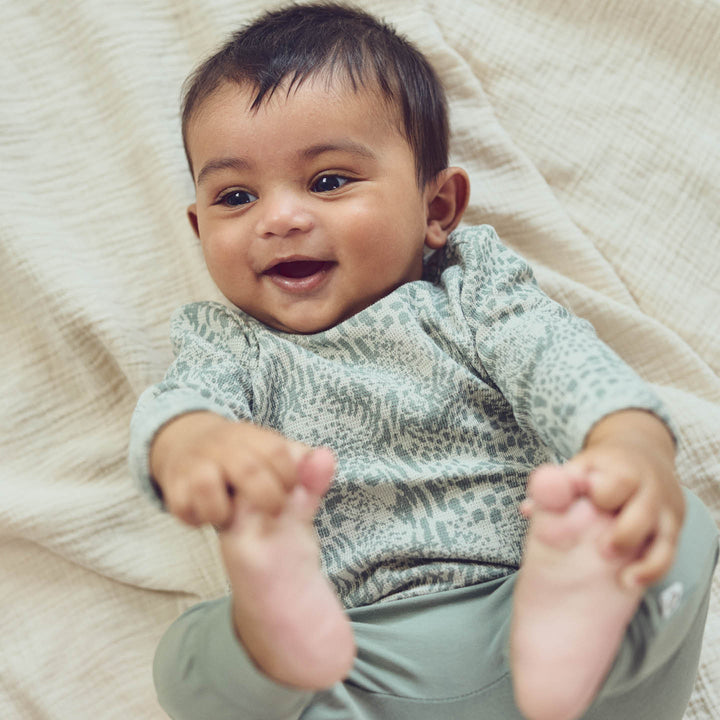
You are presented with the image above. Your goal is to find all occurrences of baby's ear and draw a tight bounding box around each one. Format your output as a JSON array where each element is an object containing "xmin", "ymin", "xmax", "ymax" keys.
[
  {"xmin": 187, "ymin": 204, "xmax": 200, "ymax": 238},
  {"xmin": 424, "ymin": 167, "xmax": 470, "ymax": 250}
]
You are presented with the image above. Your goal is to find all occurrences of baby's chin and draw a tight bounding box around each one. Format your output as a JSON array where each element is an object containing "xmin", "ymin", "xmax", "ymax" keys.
[{"xmin": 228, "ymin": 284, "xmax": 391, "ymax": 335}]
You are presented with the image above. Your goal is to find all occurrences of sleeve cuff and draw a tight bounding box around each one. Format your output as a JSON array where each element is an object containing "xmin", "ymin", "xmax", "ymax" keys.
[
  {"xmin": 567, "ymin": 386, "xmax": 678, "ymax": 458},
  {"xmin": 128, "ymin": 386, "xmax": 238, "ymax": 509}
]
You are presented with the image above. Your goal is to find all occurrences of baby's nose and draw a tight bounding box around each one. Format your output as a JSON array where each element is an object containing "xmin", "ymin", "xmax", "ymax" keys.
[{"xmin": 255, "ymin": 191, "xmax": 314, "ymax": 238}]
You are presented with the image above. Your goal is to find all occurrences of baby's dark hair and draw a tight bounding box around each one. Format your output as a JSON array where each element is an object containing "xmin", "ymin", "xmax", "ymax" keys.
[{"xmin": 181, "ymin": 2, "xmax": 449, "ymax": 187}]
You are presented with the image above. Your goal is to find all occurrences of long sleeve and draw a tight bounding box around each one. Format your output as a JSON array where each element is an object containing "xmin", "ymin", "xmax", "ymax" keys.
[
  {"xmin": 439, "ymin": 226, "xmax": 674, "ymax": 460},
  {"xmin": 129, "ymin": 302, "xmax": 256, "ymax": 506}
]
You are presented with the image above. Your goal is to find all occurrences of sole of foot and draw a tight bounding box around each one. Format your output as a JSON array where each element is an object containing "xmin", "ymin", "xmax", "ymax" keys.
[{"xmin": 511, "ymin": 465, "xmax": 643, "ymax": 720}]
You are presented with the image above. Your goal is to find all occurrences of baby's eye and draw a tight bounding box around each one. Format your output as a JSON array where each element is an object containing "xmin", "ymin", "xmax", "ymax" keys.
[
  {"xmin": 218, "ymin": 189, "xmax": 257, "ymax": 207},
  {"xmin": 311, "ymin": 174, "xmax": 350, "ymax": 193}
]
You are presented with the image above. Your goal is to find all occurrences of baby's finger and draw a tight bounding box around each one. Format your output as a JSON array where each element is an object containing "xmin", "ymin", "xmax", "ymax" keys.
[
  {"xmin": 191, "ymin": 477, "xmax": 234, "ymax": 529},
  {"xmin": 620, "ymin": 510, "xmax": 680, "ymax": 589},
  {"xmin": 587, "ymin": 470, "xmax": 638, "ymax": 514},
  {"xmin": 226, "ymin": 425, "xmax": 308, "ymax": 492},
  {"xmin": 222, "ymin": 440, "xmax": 304, "ymax": 513},
  {"xmin": 234, "ymin": 466, "xmax": 287, "ymax": 515},
  {"xmin": 166, "ymin": 487, "xmax": 202, "ymax": 526},
  {"xmin": 604, "ymin": 490, "xmax": 657, "ymax": 556},
  {"xmin": 165, "ymin": 462, "xmax": 224, "ymax": 526}
]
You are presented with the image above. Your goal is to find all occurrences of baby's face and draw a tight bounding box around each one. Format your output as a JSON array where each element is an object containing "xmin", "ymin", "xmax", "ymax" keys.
[{"xmin": 185, "ymin": 78, "xmax": 438, "ymax": 334}]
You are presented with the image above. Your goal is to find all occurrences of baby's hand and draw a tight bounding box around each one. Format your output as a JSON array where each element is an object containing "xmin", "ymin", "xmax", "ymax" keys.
[
  {"xmin": 565, "ymin": 410, "xmax": 684, "ymax": 589},
  {"xmin": 150, "ymin": 411, "xmax": 317, "ymax": 529}
]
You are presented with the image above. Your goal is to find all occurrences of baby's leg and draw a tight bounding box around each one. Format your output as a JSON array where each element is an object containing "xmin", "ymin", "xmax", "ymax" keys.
[
  {"xmin": 219, "ymin": 448, "xmax": 356, "ymax": 690},
  {"xmin": 510, "ymin": 465, "xmax": 643, "ymax": 720}
]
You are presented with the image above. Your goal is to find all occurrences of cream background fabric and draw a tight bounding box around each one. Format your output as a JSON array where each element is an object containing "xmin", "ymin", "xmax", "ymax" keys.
[{"xmin": 1, "ymin": 1, "xmax": 718, "ymax": 718}]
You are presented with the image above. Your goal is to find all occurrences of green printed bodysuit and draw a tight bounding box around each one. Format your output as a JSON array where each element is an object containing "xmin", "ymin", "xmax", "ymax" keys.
[{"xmin": 130, "ymin": 225, "xmax": 669, "ymax": 609}]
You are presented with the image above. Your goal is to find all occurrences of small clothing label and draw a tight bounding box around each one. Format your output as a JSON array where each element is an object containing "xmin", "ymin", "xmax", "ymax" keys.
[{"xmin": 659, "ymin": 581, "xmax": 684, "ymax": 619}]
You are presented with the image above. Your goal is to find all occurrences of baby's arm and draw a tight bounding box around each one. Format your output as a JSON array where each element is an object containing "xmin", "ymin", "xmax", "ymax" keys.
[
  {"xmin": 566, "ymin": 409, "xmax": 684, "ymax": 588},
  {"xmin": 455, "ymin": 228, "xmax": 683, "ymax": 586},
  {"xmin": 150, "ymin": 411, "xmax": 311, "ymax": 529}
]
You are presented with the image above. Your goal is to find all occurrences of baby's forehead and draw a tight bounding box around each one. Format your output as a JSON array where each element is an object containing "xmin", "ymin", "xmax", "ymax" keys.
[{"xmin": 198, "ymin": 70, "xmax": 403, "ymax": 132}]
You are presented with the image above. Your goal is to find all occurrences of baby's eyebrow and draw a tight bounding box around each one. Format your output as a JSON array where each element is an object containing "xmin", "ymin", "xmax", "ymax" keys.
[
  {"xmin": 195, "ymin": 141, "xmax": 376, "ymax": 186},
  {"xmin": 196, "ymin": 157, "xmax": 251, "ymax": 187},
  {"xmin": 301, "ymin": 140, "xmax": 377, "ymax": 161}
]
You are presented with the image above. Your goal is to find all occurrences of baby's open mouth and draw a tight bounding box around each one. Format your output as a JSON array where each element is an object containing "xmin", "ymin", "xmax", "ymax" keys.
[
  {"xmin": 264, "ymin": 259, "xmax": 335, "ymax": 293},
  {"xmin": 267, "ymin": 260, "xmax": 331, "ymax": 278}
]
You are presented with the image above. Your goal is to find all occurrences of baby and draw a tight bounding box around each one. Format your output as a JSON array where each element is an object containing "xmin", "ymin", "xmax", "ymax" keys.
[{"xmin": 130, "ymin": 4, "xmax": 718, "ymax": 720}]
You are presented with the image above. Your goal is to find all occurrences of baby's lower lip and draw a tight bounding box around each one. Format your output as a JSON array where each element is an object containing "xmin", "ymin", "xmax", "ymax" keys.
[{"xmin": 264, "ymin": 260, "xmax": 335, "ymax": 292}]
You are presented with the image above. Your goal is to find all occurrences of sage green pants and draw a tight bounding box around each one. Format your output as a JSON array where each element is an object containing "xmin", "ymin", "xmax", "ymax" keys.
[{"xmin": 154, "ymin": 489, "xmax": 718, "ymax": 720}]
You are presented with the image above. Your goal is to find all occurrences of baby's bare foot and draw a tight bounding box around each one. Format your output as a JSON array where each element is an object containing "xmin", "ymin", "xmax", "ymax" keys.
[
  {"xmin": 511, "ymin": 465, "xmax": 643, "ymax": 720},
  {"xmin": 219, "ymin": 448, "xmax": 355, "ymax": 690}
]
